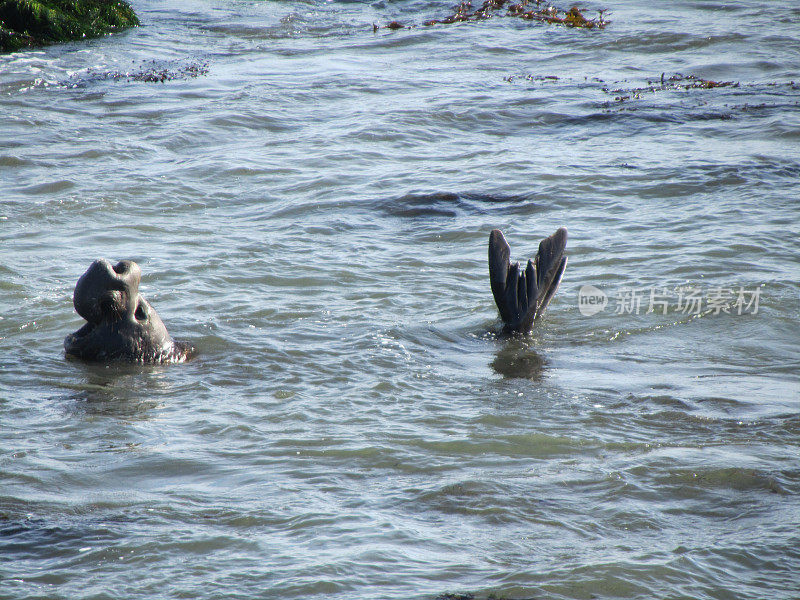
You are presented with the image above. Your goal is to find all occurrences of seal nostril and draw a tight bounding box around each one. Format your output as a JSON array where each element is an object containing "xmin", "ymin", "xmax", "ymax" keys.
[{"xmin": 134, "ymin": 303, "xmax": 147, "ymax": 321}]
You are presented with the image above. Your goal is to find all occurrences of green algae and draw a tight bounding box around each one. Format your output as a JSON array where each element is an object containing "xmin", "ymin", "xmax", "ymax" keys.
[{"xmin": 0, "ymin": 0, "xmax": 139, "ymax": 53}]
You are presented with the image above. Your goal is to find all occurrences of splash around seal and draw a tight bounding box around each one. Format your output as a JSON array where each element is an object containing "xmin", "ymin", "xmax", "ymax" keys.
[{"xmin": 64, "ymin": 259, "xmax": 192, "ymax": 364}]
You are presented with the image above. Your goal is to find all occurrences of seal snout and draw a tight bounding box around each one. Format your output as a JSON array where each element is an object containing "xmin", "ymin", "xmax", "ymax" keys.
[{"xmin": 73, "ymin": 258, "xmax": 142, "ymax": 324}]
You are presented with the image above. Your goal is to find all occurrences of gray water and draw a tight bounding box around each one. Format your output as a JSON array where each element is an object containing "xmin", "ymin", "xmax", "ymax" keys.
[{"xmin": 1, "ymin": 0, "xmax": 799, "ymax": 598}]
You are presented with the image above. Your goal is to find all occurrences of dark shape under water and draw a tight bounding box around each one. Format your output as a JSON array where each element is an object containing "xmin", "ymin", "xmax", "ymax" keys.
[
  {"xmin": 64, "ymin": 259, "xmax": 192, "ymax": 364},
  {"xmin": 491, "ymin": 343, "xmax": 546, "ymax": 379},
  {"xmin": 488, "ymin": 228, "xmax": 567, "ymax": 334}
]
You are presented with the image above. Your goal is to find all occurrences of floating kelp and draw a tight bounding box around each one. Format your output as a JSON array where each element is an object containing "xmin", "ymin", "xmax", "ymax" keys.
[
  {"xmin": 649, "ymin": 73, "xmax": 737, "ymax": 90},
  {"xmin": 501, "ymin": 71, "xmax": 799, "ymax": 116},
  {"xmin": 515, "ymin": 3, "xmax": 606, "ymax": 27},
  {"xmin": 435, "ymin": 594, "xmax": 518, "ymax": 600},
  {"xmin": 606, "ymin": 73, "xmax": 739, "ymax": 103},
  {"xmin": 0, "ymin": 0, "xmax": 139, "ymax": 53},
  {"xmin": 102, "ymin": 62, "xmax": 209, "ymax": 83},
  {"xmin": 503, "ymin": 73, "xmax": 560, "ymax": 83},
  {"xmin": 375, "ymin": 1, "xmax": 608, "ymax": 31},
  {"xmin": 67, "ymin": 59, "xmax": 210, "ymax": 86}
]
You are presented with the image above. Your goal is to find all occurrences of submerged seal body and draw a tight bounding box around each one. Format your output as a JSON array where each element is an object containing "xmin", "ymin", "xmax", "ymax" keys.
[
  {"xmin": 64, "ymin": 259, "xmax": 191, "ymax": 363},
  {"xmin": 488, "ymin": 227, "xmax": 568, "ymax": 334}
]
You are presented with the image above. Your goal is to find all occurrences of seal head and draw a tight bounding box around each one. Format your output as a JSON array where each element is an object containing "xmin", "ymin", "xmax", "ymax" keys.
[{"xmin": 65, "ymin": 259, "xmax": 191, "ymax": 363}]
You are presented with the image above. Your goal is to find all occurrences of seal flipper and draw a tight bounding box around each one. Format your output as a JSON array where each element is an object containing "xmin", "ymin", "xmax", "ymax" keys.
[
  {"xmin": 535, "ymin": 255, "xmax": 567, "ymax": 319},
  {"xmin": 489, "ymin": 229, "xmax": 538, "ymax": 332},
  {"xmin": 489, "ymin": 229, "xmax": 513, "ymax": 324},
  {"xmin": 488, "ymin": 227, "xmax": 567, "ymax": 334},
  {"xmin": 532, "ymin": 227, "xmax": 568, "ymax": 319}
]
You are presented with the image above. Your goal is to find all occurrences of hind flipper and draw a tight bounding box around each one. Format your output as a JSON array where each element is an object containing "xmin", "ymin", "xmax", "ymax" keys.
[
  {"xmin": 489, "ymin": 230, "xmax": 514, "ymax": 325},
  {"xmin": 489, "ymin": 229, "xmax": 538, "ymax": 332},
  {"xmin": 535, "ymin": 255, "xmax": 567, "ymax": 319},
  {"xmin": 533, "ymin": 227, "xmax": 568, "ymax": 319},
  {"xmin": 488, "ymin": 227, "xmax": 567, "ymax": 333}
]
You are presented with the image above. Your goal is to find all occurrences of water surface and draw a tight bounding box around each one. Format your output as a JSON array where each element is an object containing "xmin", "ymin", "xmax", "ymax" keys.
[{"xmin": 1, "ymin": 1, "xmax": 799, "ymax": 598}]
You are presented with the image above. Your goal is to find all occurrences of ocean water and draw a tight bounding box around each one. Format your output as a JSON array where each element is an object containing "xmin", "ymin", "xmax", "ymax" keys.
[{"xmin": 1, "ymin": 0, "xmax": 799, "ymax": 598}]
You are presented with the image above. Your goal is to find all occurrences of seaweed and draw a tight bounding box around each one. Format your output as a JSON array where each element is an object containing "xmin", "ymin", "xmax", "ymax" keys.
[
  {"xmin": 81, "ymin": 59, "xmax": 210, "ymax": 84},
  {"xmin": 504, "ymin": 73, "xmax": 559, "ymax": 83},
  {"xmin": 435, "ymin": 594, "xmax": 532, "ymax": 600},
  {"xmin": 606, "ymin": 73, "xmax": 739, "ymax": 103},
  {"xmin": 0, "ymin": 0, "xmax": 139, "ymax": 53},
  {"xmin": 375, "ymin": 1, "xmax": 608, "ymax": 31},
  {"xmin": 501, "ymin": 70, "xmax": 799, "ymax": 118}
]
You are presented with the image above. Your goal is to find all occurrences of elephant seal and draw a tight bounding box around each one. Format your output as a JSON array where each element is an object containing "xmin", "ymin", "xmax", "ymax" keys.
[
  {"xmin": 64, "ymin": 259, "xmax": 192, "ymax": 363},
  {"xmin": 488, "ymin": 228, "xmax": 568, "ymax": 334}
]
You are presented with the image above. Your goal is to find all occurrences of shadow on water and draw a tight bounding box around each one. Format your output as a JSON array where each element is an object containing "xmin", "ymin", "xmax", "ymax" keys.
[
  {"xmin": 490, "ymin": 337, "xmax": 547, "ymax": 380},
  {"xmin": 59, "ymin": 360, "xmax": 174, "ymax": 419},
  {"xmin": 0, "ymin": 515, "xmax": 90, "ymax": 561},
  {"xmin": 374, "ymin": 191, "xmax": 536, "ymax": 219}
]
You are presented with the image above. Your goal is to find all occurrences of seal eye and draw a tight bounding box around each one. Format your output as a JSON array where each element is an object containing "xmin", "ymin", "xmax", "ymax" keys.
[{"xmin": 134, "ymin": 303, "xmax": 147, "ymax": 321}]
